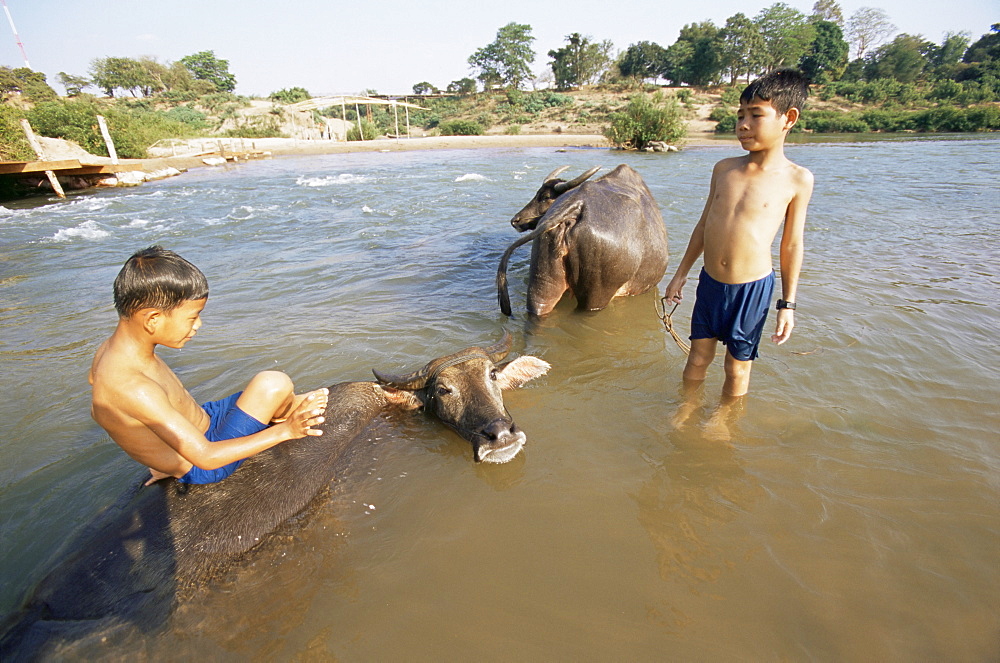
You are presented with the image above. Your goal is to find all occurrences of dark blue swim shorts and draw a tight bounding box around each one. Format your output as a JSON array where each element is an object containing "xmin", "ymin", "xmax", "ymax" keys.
[
  {"xmin": 690, "ymin": 268, "xmax": 775, "ymax": 361},
  {"xmin": 178, "ymin": 391, "xmax": 267, "ymax": 484}
]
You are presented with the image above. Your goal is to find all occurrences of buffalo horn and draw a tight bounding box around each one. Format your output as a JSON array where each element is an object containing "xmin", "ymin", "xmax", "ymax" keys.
[
  {"xmin": 553, "ymin": 166, "xmax": 601, "ymax": 194},
  {"xmin": 543, "ymin": 166, "xmax": 570, "ymax": 184},
  {"xmin": 483, "ymin": 330, "xmax": 513, "ymax": 362}
]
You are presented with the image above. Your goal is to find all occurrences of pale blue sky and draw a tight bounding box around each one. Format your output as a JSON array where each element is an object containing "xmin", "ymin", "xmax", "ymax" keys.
[{"xmin": 3, "ymin": 0, "xmax": 997, "ymax": 97}]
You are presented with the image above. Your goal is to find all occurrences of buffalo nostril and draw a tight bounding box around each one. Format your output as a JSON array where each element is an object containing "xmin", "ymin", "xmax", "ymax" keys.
[{"xmin": 481, "ymin": 419, "xmax": 513, "ymax": 442}]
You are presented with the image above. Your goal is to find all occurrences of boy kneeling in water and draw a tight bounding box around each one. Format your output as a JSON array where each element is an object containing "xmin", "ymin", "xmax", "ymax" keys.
[{"xmin": 90, "ymin": 245, "xmax": 328, "ymax": 486}]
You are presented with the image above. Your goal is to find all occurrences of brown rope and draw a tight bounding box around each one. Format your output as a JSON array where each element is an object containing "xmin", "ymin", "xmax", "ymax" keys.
[{"xmin": 656, "ymin": 297, "xmax": 690, "ymax": 355}]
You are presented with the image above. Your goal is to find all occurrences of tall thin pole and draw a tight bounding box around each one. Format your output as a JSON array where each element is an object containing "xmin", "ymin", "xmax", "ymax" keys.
[{"xmin": 1, "ymin": 0, "xmax": 30, "ymax": 69}]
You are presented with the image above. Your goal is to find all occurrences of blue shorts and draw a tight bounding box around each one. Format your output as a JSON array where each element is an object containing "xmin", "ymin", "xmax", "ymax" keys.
[
  {"xmin": 690, "ymin": 268, "xmax": 775, "ymax": 361},
  {"xmin": 178, "ymin": 391, "xmax": 268, "ymax": 484}
]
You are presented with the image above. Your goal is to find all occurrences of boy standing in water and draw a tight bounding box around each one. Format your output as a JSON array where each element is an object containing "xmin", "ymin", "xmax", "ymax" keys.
[
  {"xmin": 663, "ymin": 69, "xmax": 814, "ymax": 435},
  {"xmin": 89, "ymin": 245, "xmax": 329, "ymax": 486}
]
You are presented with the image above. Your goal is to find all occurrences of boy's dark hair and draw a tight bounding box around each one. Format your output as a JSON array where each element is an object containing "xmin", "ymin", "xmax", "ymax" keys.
[
  {"xmin": 740, "ymin": 68, "xmax": 809, "ymax": 116},
  {"xmin": 113, "ymin": 245, "xmax": 209, "ymax": 317}
]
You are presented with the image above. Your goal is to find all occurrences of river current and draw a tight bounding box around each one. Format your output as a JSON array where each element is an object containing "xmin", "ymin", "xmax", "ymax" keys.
[{"xmin": 1, "ymin": 137, "xmax": 998, "ymax": 660}]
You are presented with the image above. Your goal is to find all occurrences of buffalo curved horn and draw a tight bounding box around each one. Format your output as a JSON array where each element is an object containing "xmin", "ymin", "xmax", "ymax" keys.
[
  {"xmin": 372, "ymin": 365, "xmax": 429, "ymax": 391},
  {"xmin": 483, "ymin": 330, "xmax": 513, "ymax": 362},
  {"xmin": 553, "ymin": 166, "xmax": 601, "ymax": 194},
  {"xmin": 543, "ymin": 166, "xmax": 570, "ymax": 184}
]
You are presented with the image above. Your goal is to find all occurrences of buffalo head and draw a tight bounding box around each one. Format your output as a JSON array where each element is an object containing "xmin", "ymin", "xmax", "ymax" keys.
[
  {"xmin": 509, "ymin": 166, "xmax": 601, "ymax": 232},
  {"xmin": 372, "ymin": 332, "xmax": 549, "ymax": 463}
]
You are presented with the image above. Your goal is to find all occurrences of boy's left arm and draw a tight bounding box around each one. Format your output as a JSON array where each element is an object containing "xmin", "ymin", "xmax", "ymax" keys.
[{"xmin": 772, "ymin": 167, "xmax": 814, "ymax": 345}]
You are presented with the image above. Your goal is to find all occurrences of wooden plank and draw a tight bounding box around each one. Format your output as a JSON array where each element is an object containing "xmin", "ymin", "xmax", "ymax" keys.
[
  {"xmin": 0, "ymin": 159, "xmax": 81, "ymax": 174},
  {"xmin": 62, "ymin": 163, "xmax": 145, "ymax": 175}
]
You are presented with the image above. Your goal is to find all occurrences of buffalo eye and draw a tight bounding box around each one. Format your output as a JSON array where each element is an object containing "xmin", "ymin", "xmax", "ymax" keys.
[
  {"xmin": 489, "ymin": 368, "xmax": 498, "ymax": 381},
  {"xmin": 436, "ymin": 385, "xmax": 452, "ymax": 397}
]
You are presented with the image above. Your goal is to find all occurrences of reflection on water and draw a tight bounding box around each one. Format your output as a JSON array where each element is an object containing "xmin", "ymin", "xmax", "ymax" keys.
[{"xmin": 1, "ymin": 138, "xmax": 998, "ymax": 659}]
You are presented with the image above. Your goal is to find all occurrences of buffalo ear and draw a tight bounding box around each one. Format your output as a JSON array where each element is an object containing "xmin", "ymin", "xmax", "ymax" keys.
[
  {"xmin": 495, "ymin": 356, "xmax": 550, "ymax": 390},
  {"xmin": 378, "ymin": 386, "xmax": 423, "ymax": 410}
]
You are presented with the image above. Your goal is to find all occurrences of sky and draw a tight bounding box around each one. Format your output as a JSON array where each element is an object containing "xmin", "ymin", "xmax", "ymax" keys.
[{"xmin": 2, "ymin": 0, "xmax": 997, "ymax": 97}]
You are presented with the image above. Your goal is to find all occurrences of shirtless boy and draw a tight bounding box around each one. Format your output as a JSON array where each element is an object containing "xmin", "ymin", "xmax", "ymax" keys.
[
  {"xmin": 663, "ymin": 69, "xmax": 814, "ymax": 432},
  {"xmin": 89, "ymin": 245, "xmax": 329, "ymax": 486}
]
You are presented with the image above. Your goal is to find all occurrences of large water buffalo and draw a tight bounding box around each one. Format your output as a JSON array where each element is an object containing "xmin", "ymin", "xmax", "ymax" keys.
[
  {"xmin": 497, "ymin": 164, "xmax": 669, "ymax": 317},
  {"xmin": 0, "ymin": 333, "xmax": 548, "ymax": 661}
]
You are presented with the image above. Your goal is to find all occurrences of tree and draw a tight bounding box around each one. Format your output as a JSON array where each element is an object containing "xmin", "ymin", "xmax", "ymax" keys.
[
  {"xmin": 926, "ymin": 32, "xmax": 970, "ymax": 79},
  {"xmin": 179, "ymin": 50, "xmax": 236, "ymax": 92},
  {"xmin": 617, "ymin": 41, "xmax": 668, "ymax": 82},
  {"xmin": 864, "ymin": 33, "xmax": 932, "ymax": 83},
  {"xmin": 548, "ymin": 33, "xmax": 614, "ymax": 89},
  {"xmin": 446, "ymin": 77, "xmax": 477, "ymax": 95},
  {"xmin": 57, "ymin": 72, "xmax": 90, "ymax": 96},
  {"xmin": 468, "ymin": 23, "xmax": 536, "ymax": 90},
  {"xmin": 957, "ymin": 24, "xmax": 1000, "ymax": 88},
  {"xmin": 669, "ymin": 21, "xmax": 724, "ymax": 85},
  {"xmin": 89, "ymin": 56, "xmax": 152, "ymax": 97},
  {"xmin": 412, "ymin": 81, "xmax": 439, "ymax": 95},
  {"xmin": 718, "ymin": 13, "xmax": 766, "ymax": 84},
  {"xmin": 799, "ymin": 19, "xmax": 849, "ymax": 83},
  {"xmin": 846, "ymin": 7, "xmax": 896, "ymax": 60},
  {"xmin": 811, "ymin": 0, "xmax": 844, "ymax": 27},
  {"xmin": 755, "ymin": 3, "xmax": 816, "ymax": 72},
  {"xmin": 0, "ymin": 67, "xmax": 58, "ymax": 102}
]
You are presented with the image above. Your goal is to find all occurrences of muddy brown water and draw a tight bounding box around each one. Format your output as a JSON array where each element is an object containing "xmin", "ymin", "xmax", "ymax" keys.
[{"xmin": 1, "ymin": 137, "xmax": 998, "ymax": 659}]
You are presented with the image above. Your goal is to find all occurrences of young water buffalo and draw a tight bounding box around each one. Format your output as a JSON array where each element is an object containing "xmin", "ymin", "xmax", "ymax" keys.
[
  {"xmin": 497, "ymin": 164, "xmax": 669, "ymax": 316},
  {"xmin": 0, "ymin": 333, "xmax": 547, "ymax": 661}
]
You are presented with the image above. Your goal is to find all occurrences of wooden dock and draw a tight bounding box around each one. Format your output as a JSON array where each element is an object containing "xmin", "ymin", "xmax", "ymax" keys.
[{"xmin": 0, "ymin": 159, "xmax": 145, "ymax": 176}]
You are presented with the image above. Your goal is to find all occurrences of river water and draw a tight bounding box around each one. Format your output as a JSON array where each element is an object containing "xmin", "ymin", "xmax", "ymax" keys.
[{"xmin": 1, "ymin": 137, "xmax": 998, "ymax": 660}]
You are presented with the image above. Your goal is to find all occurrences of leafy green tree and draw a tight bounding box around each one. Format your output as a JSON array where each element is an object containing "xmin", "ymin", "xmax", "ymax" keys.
[
  {"xmin": 57, "ymin": 72, "xmax": 90, "ymax": 96},
  {"xmin": 617, "ymin": 41, "xmax": 668, "ymax": 82},
  {"xmin": 799, "ymin": 19, "xmax": 849, "ymax": 83},
  {"xmin": 925, "ymin": 32, "xmax": 971, "ymax": 79},
  {"xmin": 718, "ymin": 13, "xmax": 766, "ymax": 84},
  {"xmin": 89, "ymin": 57, "xmax": 152, "ymax": 97},
  {"xmin": 446, "ymin": 77, "xmax": 477, "ymax": 95},
  {"xmin": 179, "ymin": 50, "xmax": 236, "ymax": 92},
  {"xmin": 755, "ymin": 3, "xmax": 816, "ymax": 72},
  {"xmin": 811, "ymin": 0, "xmax": 844, "ymax": 27},
  {"xmin": 548, "ymin": 33, "xmax": 614, "ymax": 89},
  {"xmin": 468, "ymin": 23, "xmax": 536, "ymax": 90},
  {"xmin": 412, "ymin": 81, "xmax": 439, "ymax": 95},
  {"xmin": 864, "ymin": 34, "xmax": 932, "ymax": 83},
  {"xmin": 669, "ymin": 21, "xmax": 724, "ymax": 85},
  {"xmin": 0, "ymin": 67, "xmax": 58, "ymax": 102},
  {"xmin": 846, "ymin": 6, "xmax": 896, "ymax": 60},
  {"xmin": 604, "ymin": 92, "xmax": 686, "ymax": 149}
]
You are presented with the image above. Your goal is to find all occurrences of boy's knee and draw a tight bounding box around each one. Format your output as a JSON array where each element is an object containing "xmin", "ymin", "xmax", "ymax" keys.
[{"xmin": 251, "ymin": 370, "xmax": 294, "ymax": 399}]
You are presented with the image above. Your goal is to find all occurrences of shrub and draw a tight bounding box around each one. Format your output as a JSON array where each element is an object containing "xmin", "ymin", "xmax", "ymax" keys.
[
  {"xmin": 163, "ymin": 105, "xmax": 210, "ymax": 130},
  {"xmin": 269, "ymin": 87, "xmax": 311, "ymax": 104},
  {"xmin": 0, "ymin": 104, "xmax": 32, "ymax": 160},
  {"xmin": 346, "ymin": 119, "xmax": 379, "ymax": 141},
  {"xmin": 604, "ymin": 92, "xmax": 686, "ymax": 149},
  {"xmin": 438, "ymin": 119, "xmax": 484, "ymax": 136}
]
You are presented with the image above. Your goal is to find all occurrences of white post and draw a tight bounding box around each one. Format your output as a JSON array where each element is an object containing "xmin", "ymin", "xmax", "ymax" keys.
[
  {"xmin": 20, "ymin": 119, "xmax": 65, "ymax": 198},
  {"xmin": 96, "ymin": 115, "xmax": 118, "ymax": 164},
  {"xmin": 355, "ymin": 103, "xmax": 363, "ymax": 140}
]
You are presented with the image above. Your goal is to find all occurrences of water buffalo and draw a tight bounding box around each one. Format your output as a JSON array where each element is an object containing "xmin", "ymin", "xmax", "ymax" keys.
[
  {"xmin": 497, "ymin": 164, "xmax": 669, "ymax": 317},
  {"xmin": 0, "ymin": 333, "xmax": 548, "ymax": 661}
]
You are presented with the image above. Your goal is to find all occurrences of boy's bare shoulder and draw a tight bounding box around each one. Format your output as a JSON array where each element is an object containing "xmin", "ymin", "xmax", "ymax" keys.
[{"xmin": 788, "ymin": 160, "xmax": 815, "ymax": 191}]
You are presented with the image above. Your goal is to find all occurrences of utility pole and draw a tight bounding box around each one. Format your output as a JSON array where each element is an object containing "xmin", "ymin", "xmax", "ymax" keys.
[{"xmin": 2, "ymin": 0, "xmax": 30, "ymax": 69}]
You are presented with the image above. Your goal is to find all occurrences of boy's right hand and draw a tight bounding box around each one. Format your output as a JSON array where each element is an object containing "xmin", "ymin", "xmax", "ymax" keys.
[
  {"xmin": 279, "ymin": 389, "xmax": 328, "ymax": 439},
  {"xmin": 663, "ymin": 275, "xmax": 687, "ymax": 304}
]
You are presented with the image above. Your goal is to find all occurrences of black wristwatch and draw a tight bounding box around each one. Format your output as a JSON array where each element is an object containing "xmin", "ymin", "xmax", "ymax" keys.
[{"xmin": 776, "ymin": 299, "xmax": 796, "ymax": 310}]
